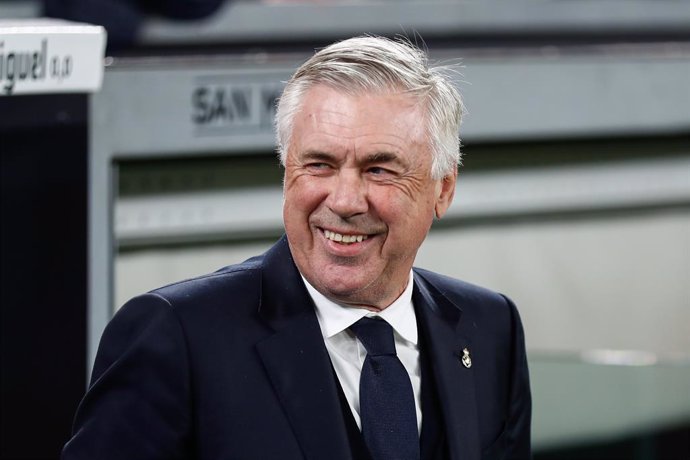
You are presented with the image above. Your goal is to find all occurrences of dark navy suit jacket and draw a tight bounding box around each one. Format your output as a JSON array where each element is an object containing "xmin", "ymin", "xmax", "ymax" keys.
[{"xmin": 62, "ymin": 236, "xmax": 532, "ymax": 459}]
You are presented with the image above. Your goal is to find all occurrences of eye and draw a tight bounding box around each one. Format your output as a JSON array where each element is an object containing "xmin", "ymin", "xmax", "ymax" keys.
[
  {"xmin": 306, "ymin": 162, "xmax": 333, "ymax": 174},
  {"xmin": 366, "ymin": 166, "xmax": 395, "ymax": 177}
]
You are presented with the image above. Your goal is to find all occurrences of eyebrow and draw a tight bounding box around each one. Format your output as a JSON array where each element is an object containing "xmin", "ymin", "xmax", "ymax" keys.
[
  {"xmin": 300, "ymin": 150, "xmax": 337, "ymax": 162},
  {"xmin": 299, "ymin": 150, "xmax": 405, "ymax": 167},
  {"xmin": 365, "ymin": 152, "xmax": 400, "ymax": 164}
]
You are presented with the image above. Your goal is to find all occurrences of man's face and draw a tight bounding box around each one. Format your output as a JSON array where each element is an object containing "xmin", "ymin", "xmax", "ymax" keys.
[{"xmin": 283, "ymin": 85, "xmax": 456, "ymax": 310}]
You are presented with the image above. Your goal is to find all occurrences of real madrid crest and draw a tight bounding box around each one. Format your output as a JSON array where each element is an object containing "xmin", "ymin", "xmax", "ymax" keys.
[{"xmin": 461, "ymin": 348, "xmax": 472, "ymax": 368}]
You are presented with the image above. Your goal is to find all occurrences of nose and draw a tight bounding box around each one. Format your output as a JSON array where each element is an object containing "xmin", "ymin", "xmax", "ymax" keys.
[{"xmin": 327, "ymin": 169, "xmax": 369, "ymax": 218}]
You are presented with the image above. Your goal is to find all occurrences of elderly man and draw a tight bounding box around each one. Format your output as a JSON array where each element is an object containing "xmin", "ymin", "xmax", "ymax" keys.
[{"xmin": 63, "ymin": 36, "xmax": 531, "ymax": 460}]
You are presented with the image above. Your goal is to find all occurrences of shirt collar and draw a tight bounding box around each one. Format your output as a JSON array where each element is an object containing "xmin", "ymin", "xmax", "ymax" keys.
[{"xmin": 303, "ymin": 271, "xmax": 418, "ymax": 345}]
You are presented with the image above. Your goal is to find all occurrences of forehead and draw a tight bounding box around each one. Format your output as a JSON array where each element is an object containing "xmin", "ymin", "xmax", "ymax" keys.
[{"xmin": 291, "ymin": 85, "xmax": 428, "ymax": 151}]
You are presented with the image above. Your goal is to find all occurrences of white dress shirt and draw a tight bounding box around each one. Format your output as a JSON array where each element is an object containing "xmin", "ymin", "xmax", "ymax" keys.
[{"xmin": 302, "ymin": 272, "xmax": 422, "ymax": 434}]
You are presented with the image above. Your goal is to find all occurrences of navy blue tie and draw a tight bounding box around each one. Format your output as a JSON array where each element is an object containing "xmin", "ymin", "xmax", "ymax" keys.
[{"xmin": 350, "ymin": 317, "xmax": 420, "ymax": 460}]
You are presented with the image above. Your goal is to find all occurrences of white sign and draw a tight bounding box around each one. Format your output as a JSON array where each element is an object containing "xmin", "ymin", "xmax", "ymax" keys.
[{"xmin": 0, "ymin": 19, "xmax": 106, "ymax": 96}]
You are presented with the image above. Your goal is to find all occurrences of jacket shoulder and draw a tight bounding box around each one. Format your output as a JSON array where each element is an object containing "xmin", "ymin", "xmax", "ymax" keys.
[
  {"xmin": 412, "ymin": 267, "xmax": 522, "ymax": 339},
  {"xmin": 413, "ymin": 267, "xmax": 507, "ymax": 308},
  {"xmin": 147, "ymin": 255, "xmax": 263, "ymax": 305}
]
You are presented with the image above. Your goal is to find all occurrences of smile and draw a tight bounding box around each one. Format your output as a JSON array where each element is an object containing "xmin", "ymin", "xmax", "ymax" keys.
[{"xmin": 323, "ymin": 229, "xmax": 368, "ymax": 244}]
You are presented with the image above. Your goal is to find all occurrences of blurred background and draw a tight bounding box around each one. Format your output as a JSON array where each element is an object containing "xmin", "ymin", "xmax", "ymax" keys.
[{"xmin": 1, "ymin": 0, "xmax": 689, "ymax": 459}]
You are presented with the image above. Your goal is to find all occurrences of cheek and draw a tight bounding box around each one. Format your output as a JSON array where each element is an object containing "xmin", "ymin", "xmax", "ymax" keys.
[
  {"xmin": 284, "ymin": 179, "xmax": 326, "ymax": 219},
  {"xmin": 374, "ymin": 184, "xmax": 434, "ymax": 217},
  {"xmin": 381, "ymin": 191, "xmax": 436, "ymax": 236}
]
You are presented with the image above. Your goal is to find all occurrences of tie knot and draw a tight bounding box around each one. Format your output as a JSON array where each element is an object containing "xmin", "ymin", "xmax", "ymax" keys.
[{"xmin": 350, "ymin": 317, "xmax": 396, "ymax": 357}]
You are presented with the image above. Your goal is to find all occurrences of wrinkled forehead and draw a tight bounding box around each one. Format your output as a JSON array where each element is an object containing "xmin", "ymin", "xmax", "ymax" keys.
[
  {"xmin": 297, "ymin": 83, "xmax": 430, "ymax": 131},
  {"xmin": 289, "ymin": 85, "xmax": 432, "ymax": 164},
  {"xmin": 300, "ymin": 84, "xmax": 426, "ymax": 127}
]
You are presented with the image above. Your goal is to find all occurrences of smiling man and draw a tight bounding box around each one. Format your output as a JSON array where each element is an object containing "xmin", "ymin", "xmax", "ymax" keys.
[
  {"xmin": 282, "ymin": 85, "xmax": 455, "ymax": 311},
  {"xmin": 63, "ymin": 36, "xmax": 532, "ymax": 460}
]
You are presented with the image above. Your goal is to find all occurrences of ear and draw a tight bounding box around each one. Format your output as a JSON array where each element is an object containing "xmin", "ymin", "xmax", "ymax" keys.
[{"xmin": 434, "ymin": 170, "xmax": 457, "ymax": 219}]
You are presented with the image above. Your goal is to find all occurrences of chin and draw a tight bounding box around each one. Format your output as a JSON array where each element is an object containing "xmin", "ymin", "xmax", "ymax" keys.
[
  {"xmin": 321, "ymin": 280, "xmax": 366, "ymax": 298},
  {"xmin": 316, "ymin": 276, "xmax": 370, "ymax": 300}
]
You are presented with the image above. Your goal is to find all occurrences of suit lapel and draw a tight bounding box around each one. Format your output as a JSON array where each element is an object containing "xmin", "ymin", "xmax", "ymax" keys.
[
  {"xmin": 256, "ymin": 237, "xmax": 352, "ymax": 460},
  {"xmin": 413, "ymin": 271, "xmax": 481, "ymax": 460}
]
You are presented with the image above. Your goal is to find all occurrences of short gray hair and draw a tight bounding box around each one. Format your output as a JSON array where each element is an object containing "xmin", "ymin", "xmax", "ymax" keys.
[{"xmin": 275, "ymin": 35, "xmax": 465, "ymax": 179}]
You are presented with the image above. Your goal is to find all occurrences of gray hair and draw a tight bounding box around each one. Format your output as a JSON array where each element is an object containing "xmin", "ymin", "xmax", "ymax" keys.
[{"xmin": 275, "ymin": 35, "xmax": 465, "ymax": 179}]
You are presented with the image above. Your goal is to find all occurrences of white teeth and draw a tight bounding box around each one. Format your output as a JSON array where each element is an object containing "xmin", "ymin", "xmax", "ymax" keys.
[{"xmin": 324, "ymin": 230, "xmax": 368, "ymax": 244}]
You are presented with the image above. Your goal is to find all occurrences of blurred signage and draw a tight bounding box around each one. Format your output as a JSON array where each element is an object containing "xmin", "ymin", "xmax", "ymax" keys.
[
  {"xmin": 191, "ymin": 76, "xmax": 284, "ymax": 136},
  {"xmin": 0, "ymin": 19, "xmax": 106, "ymax": 96}
]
